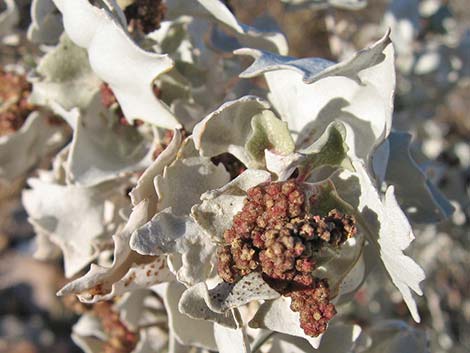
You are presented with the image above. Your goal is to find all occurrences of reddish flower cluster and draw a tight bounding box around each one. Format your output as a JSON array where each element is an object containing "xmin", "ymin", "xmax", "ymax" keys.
[
  {"xmin": 63, "ymin": 296, "xmax": 138, "ymax": 353},
  {"xmin": 124, "ymin": 0, "xmax": 166, "ymax": 34},
  {"xmin": 288, "ymin": 279, "xmax": 336, "ymax": 336},
  {"xmin": 217, "ymin": 180, "xmax": 356, "ymax": 336},
  {"xmin": 0, "ymin": 69, "xmax": 35, "ymax": 137},
  {"xmin": 94, "ymin": 302, "xmax": 139, "ymax": 353}
]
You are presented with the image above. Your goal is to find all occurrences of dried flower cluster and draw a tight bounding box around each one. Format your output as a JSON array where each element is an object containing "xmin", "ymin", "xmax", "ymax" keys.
[
  {"xmin": 0, "ymin": 69, "xmax": 35, "ymax": 136},
  {"xmin": 65, "ymin": 295, "xmax": 138, "ymax": 353},
  {"xmin": 94, "ymin": 302, "xmax": 139, "ymax": 353},
  {"xmin": 288, "ymin": 279, "xmax": 336, "ymax": 337},
  {"xmin": 124, "ymin": 0, "xmax": 167, "ymax": 34},
  {"xmin": 218, "ymin": 180, "xmax": 356, "ymax": 336}
]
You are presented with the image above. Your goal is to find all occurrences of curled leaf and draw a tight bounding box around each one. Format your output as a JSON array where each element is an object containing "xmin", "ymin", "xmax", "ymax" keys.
[
  {"xmin": 53, "ymin": 0, "xmax": 180, "ymax": 128},
  {"xmin": 250, "ymin": 296, "xmax": 323, "ymax": 349},
  {"xmin": 332, "ymin": 162, "xmax": 425, "ymax": 322},
  {"xmin": 385, "ymin": 132, "xmax": 454, "ymax": 223},
  {"xmin": 246, "ymin": 109, "xmax": 295, "ymax": 167},
  {"xmin": 131, "ymin": 209, "xmax": 216, "ymax": 286},
  {"xmin": 57, "ymin": 200, "xmax": 174, "ymax": 302},
  {"xmin": 0, "ymin": 112, "xmax": 67, "ymax": 181},
  {"xmin": 30, "ymin": 34, "xmax": 101, "ymax": 111},
  {"xmin": 28, "ymin": 0, "xmax": 63, "ymax": 44},
  {"xmin": 178, "ymin": 283, "xmax": 238, "ymax": 328},
  {"xmin": 192, "ymin": 95, "xmax": 271, "ymax": 166}
]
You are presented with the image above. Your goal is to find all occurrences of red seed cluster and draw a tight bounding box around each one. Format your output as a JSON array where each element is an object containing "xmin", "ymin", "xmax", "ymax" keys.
[
  {"xmin": 0, "ymin": 69, "xmax": 35, "ymax": 137},
  {"xmin": 288, "ymin": 279, "xmax": 336, "ymax": 337},
  {"xmin": 217, "ymin": 180, "xmax": 356, "ymax": 336},
  {"xmin": 94, "ymin": 302, "xmax": 139, "ymax": 353},
  {"xmin": 124, "ymin": 0, "xmax": 166, "ymax": 34}
]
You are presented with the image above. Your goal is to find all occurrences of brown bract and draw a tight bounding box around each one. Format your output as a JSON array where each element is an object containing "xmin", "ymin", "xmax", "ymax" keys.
[{"xmin": 217, "ymin": 180, "xmax": 356, "ymax": 336}]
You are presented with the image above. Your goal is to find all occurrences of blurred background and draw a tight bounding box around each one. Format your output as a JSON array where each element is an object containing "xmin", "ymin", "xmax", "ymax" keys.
[{"xmin": 1, "ymin": 0, "xmax": 469, "ymax": 352}]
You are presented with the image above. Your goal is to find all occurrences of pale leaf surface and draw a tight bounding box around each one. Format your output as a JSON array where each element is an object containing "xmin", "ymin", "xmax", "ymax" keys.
[
  {"xmin": 52, "ymin": 0, "xmax": 179, "ymax": 128},
  {"xmin": 67, "ymin": 93, "xmax": 153, "ymax": 186},
  {"xmin": 385, "ymin": 132, "xmax": 453, "ymax": 223},
  {"xmin": 332, "ymin": 162, "xmax": 425, "ymax": 322},
  {"xmin": 250, "ymin": 296, "xmax": 322, "ymax": 349},
  {"xmin": 22, "ymin": 177, "xmax": 127, "ymax": 277},
  {"xmin": 27, "ymin": 0, "xmax": 63, "ymax": 44},
  {"xmin": 192, "ymin": 95, "xmax": 270, "ymax": 166},
  {"xmin": 0, "ymin": 112, "xmax": 67, "ymax": 181},
  {"xmin": 30, "ymin": 34, "xmax": 101, "ymax": 111},
  {"xmin": 214, "ymin": 323, "xmax": 251, "ymax": 353}
]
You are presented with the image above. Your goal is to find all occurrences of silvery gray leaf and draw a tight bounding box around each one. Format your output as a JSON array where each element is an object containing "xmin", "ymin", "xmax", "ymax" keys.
[
  {"xmin": 192, "ymin": 95, "xmax": 271, "ymax": 167},
  {"xmin": 57, "ymin": 200, "xmax": 174, "ymax": 302},
  {"xmin": 52, "ymin": 0, "xmax": 180, "ymax": 128},
  {"xmin": 29, "ymin": 34, "xmax": 101, "ymax": 111},
  {"xmin": 385, "ymin": 132, "xmax": 454, "ymax": 223},
  {"xmin": 162, "ymin": 282, "xmax": 218, "ymax": 351},
  {"xmin": 131, "ymin": 209, "xmax": 216, "ymax": 286},
  {"xmin": 0, "ymin": 112, "xmax": 67, "ymax": 181},
  {"xmin": 331, "ymin": 161, "xmax": 425, "ymax": 322},
  {"xmin": 67, "ymin": 93, "xmax": 154, "ymax": 186},
  {"xmin": 214, "ymin": 323, "xmax": 251, "ymax": 353},
  {"xmin": 281, "ymin": 0, "xmax": 367, "ymax": 11},
  {"xmin": 155, "ymin": 156, "xmax": 230, "ymax": 216},
  {"xmin": 178, "ymin": 283, "xmax": 238, "ymax": 328},
  {"xmin": 235, "ymin": 32, "xmax": 395, "ymax": 169},
  {"xmin": 236, "ymin": 30, "xmax": 390, "ymax": 84},
  {"xmin": 27, "ymin": 0, "xmax": 63, "ymax": 44},
  {"xmin": 22, "ymin": 175, "xmax": 128, "ymax": 277},
  {"xmin": 250, "ymin": 296, "xmax": 323, "ymax": 349}
]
